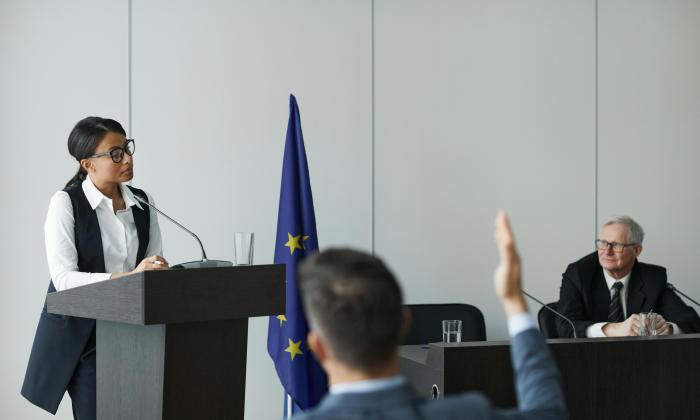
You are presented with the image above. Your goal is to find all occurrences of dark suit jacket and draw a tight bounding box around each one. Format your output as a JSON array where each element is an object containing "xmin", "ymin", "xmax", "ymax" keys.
[
  {"xmin": 292, "ymin": 329, "xmax": 567, "ymax": 420},
  {"xmin": 557, "ymin": 251, "xmax": 700, "ymax": 338}
]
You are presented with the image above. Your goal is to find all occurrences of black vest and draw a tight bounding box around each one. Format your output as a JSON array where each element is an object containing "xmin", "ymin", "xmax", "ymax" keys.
[{"xmin": 21, "ymin": 184, "xmax": 150, "ymax": 414}]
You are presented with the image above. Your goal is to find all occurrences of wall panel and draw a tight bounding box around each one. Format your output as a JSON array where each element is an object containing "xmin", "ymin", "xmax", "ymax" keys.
[
  {"xmin": 374, "ymin": 0, "xmax": 596, "ymax": 339},
  {"xmin": 598, "ymin": 0, "xmax": 700, "ymax": 307}
]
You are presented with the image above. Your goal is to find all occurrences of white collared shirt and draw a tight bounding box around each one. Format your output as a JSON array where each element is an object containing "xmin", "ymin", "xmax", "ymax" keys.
[
  {"xmin": 508, "ymin": 312, "xmax": 537, "ymax": 337},
  {"xmin": 586, "ymin": 270, "xmax": 681, "ymax": 337},
  {"xmin": 44, "ymin": 176, "xmax": 163, "ymax": 291},
  {"xmin": 330, "ymin": 375, "xmax": 405, "ymax": 395}
]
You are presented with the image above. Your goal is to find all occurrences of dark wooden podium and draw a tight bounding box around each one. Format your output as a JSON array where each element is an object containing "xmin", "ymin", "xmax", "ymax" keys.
[
  {"xmin": 46, "ymin": 265, "xmax": 285, "ymax": 420},
  {"xmin": 400, "ymin": 333, "xmax": 700, "ymax": 420}
]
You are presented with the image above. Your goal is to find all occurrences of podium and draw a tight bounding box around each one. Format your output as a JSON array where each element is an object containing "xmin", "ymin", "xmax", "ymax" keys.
[
  {"xmin": 46, "ymin": 265, "xmax": 285, "ymax": 420},
  {"xmin": 399, "ymin": 333, "xmax": 700, "ymax": 420}
]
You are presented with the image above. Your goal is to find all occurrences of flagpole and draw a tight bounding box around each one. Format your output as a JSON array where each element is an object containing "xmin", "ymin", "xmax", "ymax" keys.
[{"xmin": 286, "ymin": 394, "xmax": 293, "ymax": 419}]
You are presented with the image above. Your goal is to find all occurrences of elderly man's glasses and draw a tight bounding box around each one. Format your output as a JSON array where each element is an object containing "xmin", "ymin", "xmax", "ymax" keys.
[
  {"xmin": 89, "ymin": 139, "xmax": 135, "ymax": 163},
  {"xmin": 595, "ymin": 239, "xmax": 637, "ymax": 253}
]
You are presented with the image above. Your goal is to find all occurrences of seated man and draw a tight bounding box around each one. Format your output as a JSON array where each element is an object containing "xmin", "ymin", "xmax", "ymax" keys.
[
  {"xmin": 294, "ymin": 212, "xmax": 567, "ymax": 420},
  {"xmin": 557, "ymin": 216, "xmax": 700, "ymax": 338}
]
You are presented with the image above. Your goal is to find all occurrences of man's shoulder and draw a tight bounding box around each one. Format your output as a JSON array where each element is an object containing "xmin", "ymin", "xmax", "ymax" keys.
[
  {"xmin": 572, "ymin": 251, "xmax": 599, "ymax": 267},
  {"xmin": 292, "ymin": 410, "xmax": 343, "ymax": 420},
  {"xmin": 419, "ymin": 392, "xmax": 490, "ymax": 417},
  {"xmin": 632, "ymin": 260, "xmax": 668, "ymax": 292},
  {"xmin": 635, "ymin": 260, "xmax": 666, "ymax": 276},
  {"xmin": 292, "ymin": 391, "xmax": 491, "ymax": 420},
  {"xmin": 292, "ymin": 406, "xmax": 347, "ymax": 420},
  {"xmin": 563, "ymin": 251, "xmax": 599, "ymax": 278}
]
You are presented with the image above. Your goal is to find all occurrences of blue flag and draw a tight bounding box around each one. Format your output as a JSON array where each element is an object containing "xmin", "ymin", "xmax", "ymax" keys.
[{"xmin": 267, "ymin": 94, "xmax": 328, "ymax": 412}]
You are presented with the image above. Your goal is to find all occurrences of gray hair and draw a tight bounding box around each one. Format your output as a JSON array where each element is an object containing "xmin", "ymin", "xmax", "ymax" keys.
[{"xmin": 603, "ymin": 216, "xmax": 645, "ymax": 244}]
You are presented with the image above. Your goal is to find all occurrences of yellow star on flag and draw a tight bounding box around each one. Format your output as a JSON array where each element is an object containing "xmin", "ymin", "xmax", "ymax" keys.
[
  {"xmin": 284, "ymin": 233, "xmax": 311, "ymax": 255},
  {"xmin": 276, "ymin": 314, "xmax": 287, "ymax": 327},
  {"xmin": 285, "ymin": 233, "xmax": 303, "ymax": 255},
  {"xmin": 285, "ymin": 338, "xmax": 304, "ymax": 361}
]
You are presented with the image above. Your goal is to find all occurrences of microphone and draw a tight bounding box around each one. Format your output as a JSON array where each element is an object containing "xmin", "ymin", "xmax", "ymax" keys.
[
  {"xmin": 667, "ymin": 283, "xmax": 700, "ymax": 308},
  {"xmin": 134, "ymin": 195, "xmax": 232, "ymax": 269},
  {"xmin": 522, "ymin": 290, "xmax": 578, "ymax": 339}
]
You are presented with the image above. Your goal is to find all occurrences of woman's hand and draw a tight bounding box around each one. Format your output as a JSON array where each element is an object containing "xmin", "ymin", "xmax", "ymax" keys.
[
  {"xmin": 110, "ymin": 255, "xmax": 170, "ymax": 279},
  {"xmin": 133, "ymin": 255, "xmax": 170, "ymax": 273}
]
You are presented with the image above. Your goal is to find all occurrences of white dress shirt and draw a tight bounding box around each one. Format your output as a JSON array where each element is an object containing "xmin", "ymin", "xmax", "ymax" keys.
[
  {"xmin": 508, "ymin": 312, "xmax": 537, "ymax": 337},
  {"xmin": 586, "ymin": 270, "xmax": 681, "ymax": 337},
  {"xmin": 45, "ymin": 176, "xmax": 163, "ymax": 291},
  {"xmin": 330, "ymin": 376, "xmax": 406, "ymax": 395}
]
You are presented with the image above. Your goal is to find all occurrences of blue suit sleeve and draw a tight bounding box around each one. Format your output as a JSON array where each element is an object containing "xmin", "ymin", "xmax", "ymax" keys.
[{"xmin": 493, "ymin": 328, "xmax": 568, "ymax": 420}]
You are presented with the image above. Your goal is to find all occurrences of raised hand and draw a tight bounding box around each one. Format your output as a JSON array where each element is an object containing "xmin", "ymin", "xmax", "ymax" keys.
[{"xmin": 493, "ymin": 211, "xmax": 528, "ymax": 317}]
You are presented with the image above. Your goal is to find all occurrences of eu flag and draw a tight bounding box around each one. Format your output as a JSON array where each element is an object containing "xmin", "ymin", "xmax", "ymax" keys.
[{"xmin": 267, "ymin": 94, "xmax": 328, "ymax": 413}]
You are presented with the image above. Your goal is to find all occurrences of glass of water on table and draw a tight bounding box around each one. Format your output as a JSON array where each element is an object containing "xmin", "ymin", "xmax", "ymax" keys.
[{"xmin": 442, "ymin": 320, "xmax": 462, "ymax": 343}]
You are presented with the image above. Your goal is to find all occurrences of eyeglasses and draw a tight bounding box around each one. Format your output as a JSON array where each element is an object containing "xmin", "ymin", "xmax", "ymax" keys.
[
  {"xmin": 89, "ymin": 139, "xmax": 135, "ymax": 163},
  {"xmin": 595, "ymin": 239, "xmax": 637, "ymax": 253}
]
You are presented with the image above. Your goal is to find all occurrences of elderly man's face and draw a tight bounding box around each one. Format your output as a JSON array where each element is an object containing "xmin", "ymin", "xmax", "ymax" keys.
[{"xmin": 597, "ymin": 223, "xmax": 642, "ymax": 277}]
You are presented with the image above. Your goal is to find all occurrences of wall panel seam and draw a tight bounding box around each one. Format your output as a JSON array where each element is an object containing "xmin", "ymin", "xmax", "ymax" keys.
[
  {"xmin": 594, "ymin": 0, "xmax": 599, "ymax": 235},
  {"xmin": 370, "ymin": 0, "xmax": 376, "ymax": 255},
  {"xmin": 128, "ymin": 0, "xmax": 133, "ymax": 135}
]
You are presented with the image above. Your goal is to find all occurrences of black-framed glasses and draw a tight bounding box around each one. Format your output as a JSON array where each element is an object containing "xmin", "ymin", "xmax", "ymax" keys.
[
  {"xmin": 89, "ymin": 139, "xmax": 135, "ymax": 163},
  {"xmin": 595, "ymin": 239, "xmax": 637, "ymax": 253}
]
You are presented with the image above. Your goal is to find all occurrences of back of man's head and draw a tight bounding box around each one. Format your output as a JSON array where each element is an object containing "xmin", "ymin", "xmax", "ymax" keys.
[{"xmin": 299, "ymin": 248, "xmax": 404, "ymax": 372}]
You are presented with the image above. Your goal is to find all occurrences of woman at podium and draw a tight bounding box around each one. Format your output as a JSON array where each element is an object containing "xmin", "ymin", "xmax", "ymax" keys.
[{"xmin": 21, "ymin": 116, "xmax": 169, "ymax": 420}]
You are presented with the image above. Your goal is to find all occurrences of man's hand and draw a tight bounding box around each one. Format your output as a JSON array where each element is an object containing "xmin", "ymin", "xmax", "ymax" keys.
[
  {"xmin": 493, "ymin": 211, "xmax": 528, "ymax": 317},
  {"xmin": 653, "ymin": 315, "xmax": 672, "ymax": 335},
  {"xmin": 602, "ymin": 314, "xmax": 641, "ymax": 336}
]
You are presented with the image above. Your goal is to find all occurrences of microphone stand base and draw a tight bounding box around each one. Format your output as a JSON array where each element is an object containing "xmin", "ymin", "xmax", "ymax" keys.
[{"xmin": 171, "ymin": 260, "xmax": 233, "ymax": 269}]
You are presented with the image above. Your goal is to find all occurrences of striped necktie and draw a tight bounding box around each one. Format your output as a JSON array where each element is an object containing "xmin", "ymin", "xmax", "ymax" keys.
[{"xmin": 608, "ymin": 281, "xmax": 624, "ymax": 323}]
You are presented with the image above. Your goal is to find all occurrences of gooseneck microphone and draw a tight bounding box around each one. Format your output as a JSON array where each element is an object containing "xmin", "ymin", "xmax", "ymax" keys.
[
  {"xmin": 667, "ymin": 283, "xmax": 700, "ymax": 308},
  {"xmin": 134, "ymin": 195, "xmax": 232, "ymax": 269},
  {"xmin": 522, "ymin": 290, "xmax": 578, "ymax": 339}
]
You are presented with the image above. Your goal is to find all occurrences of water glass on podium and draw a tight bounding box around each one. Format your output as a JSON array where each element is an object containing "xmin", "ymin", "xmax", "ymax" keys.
[{"xmin": 234, "ymin": 232, "xmax": 254, "ymax": 265}]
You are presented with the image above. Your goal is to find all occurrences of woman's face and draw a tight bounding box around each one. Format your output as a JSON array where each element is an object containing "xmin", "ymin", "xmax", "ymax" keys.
[{"xmin": 83, "ymin": 132, "xmax": 134, "ymax": 184}]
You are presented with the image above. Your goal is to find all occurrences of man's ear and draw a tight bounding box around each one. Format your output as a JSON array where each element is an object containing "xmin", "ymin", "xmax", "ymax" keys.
[
  {"xmin": 307, "ymin": 331, "xmax": 328, "ymax": 363},
  {"xmin": 400, "ymin": 307, "xmax": 412, "ymax": 341},
  {"xmin": 634, "ymin": 244, "xmax": 643, "ymax": 258}
]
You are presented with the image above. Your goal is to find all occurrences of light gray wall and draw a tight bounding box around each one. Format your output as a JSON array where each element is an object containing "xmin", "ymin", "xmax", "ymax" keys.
[
  {"xmin": 1, "ymin": 0, "xmax": 129, "ymax": 419},
  {"xmin": 598, "ymin": 0, "xmax": 700, "ymax": 293},
  {"xmin": 2, "ymin": 1, "xmax": 699, "ymax": 419},
  {"xmin": 374, "ymin": 0, "xmax": 595, "ymax": 338}
]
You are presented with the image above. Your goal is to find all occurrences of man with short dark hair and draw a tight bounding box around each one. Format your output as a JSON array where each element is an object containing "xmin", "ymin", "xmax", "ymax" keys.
[{"xmin": 294, "ymin": 212, "xmax": 567, "ymax": 420}]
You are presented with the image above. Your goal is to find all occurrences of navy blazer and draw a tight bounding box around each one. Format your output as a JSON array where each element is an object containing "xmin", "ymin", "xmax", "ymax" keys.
[
  {"xmin": 21, "ymin": 184, "xmax": 150, "ymax": 414},
  {"xmin": 557, "ymin": 251, "xmax": 700, "ymax": 338},
  {"xmin": 293, "ymin": 329, "xmax": 567, "ymax": 420}
]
